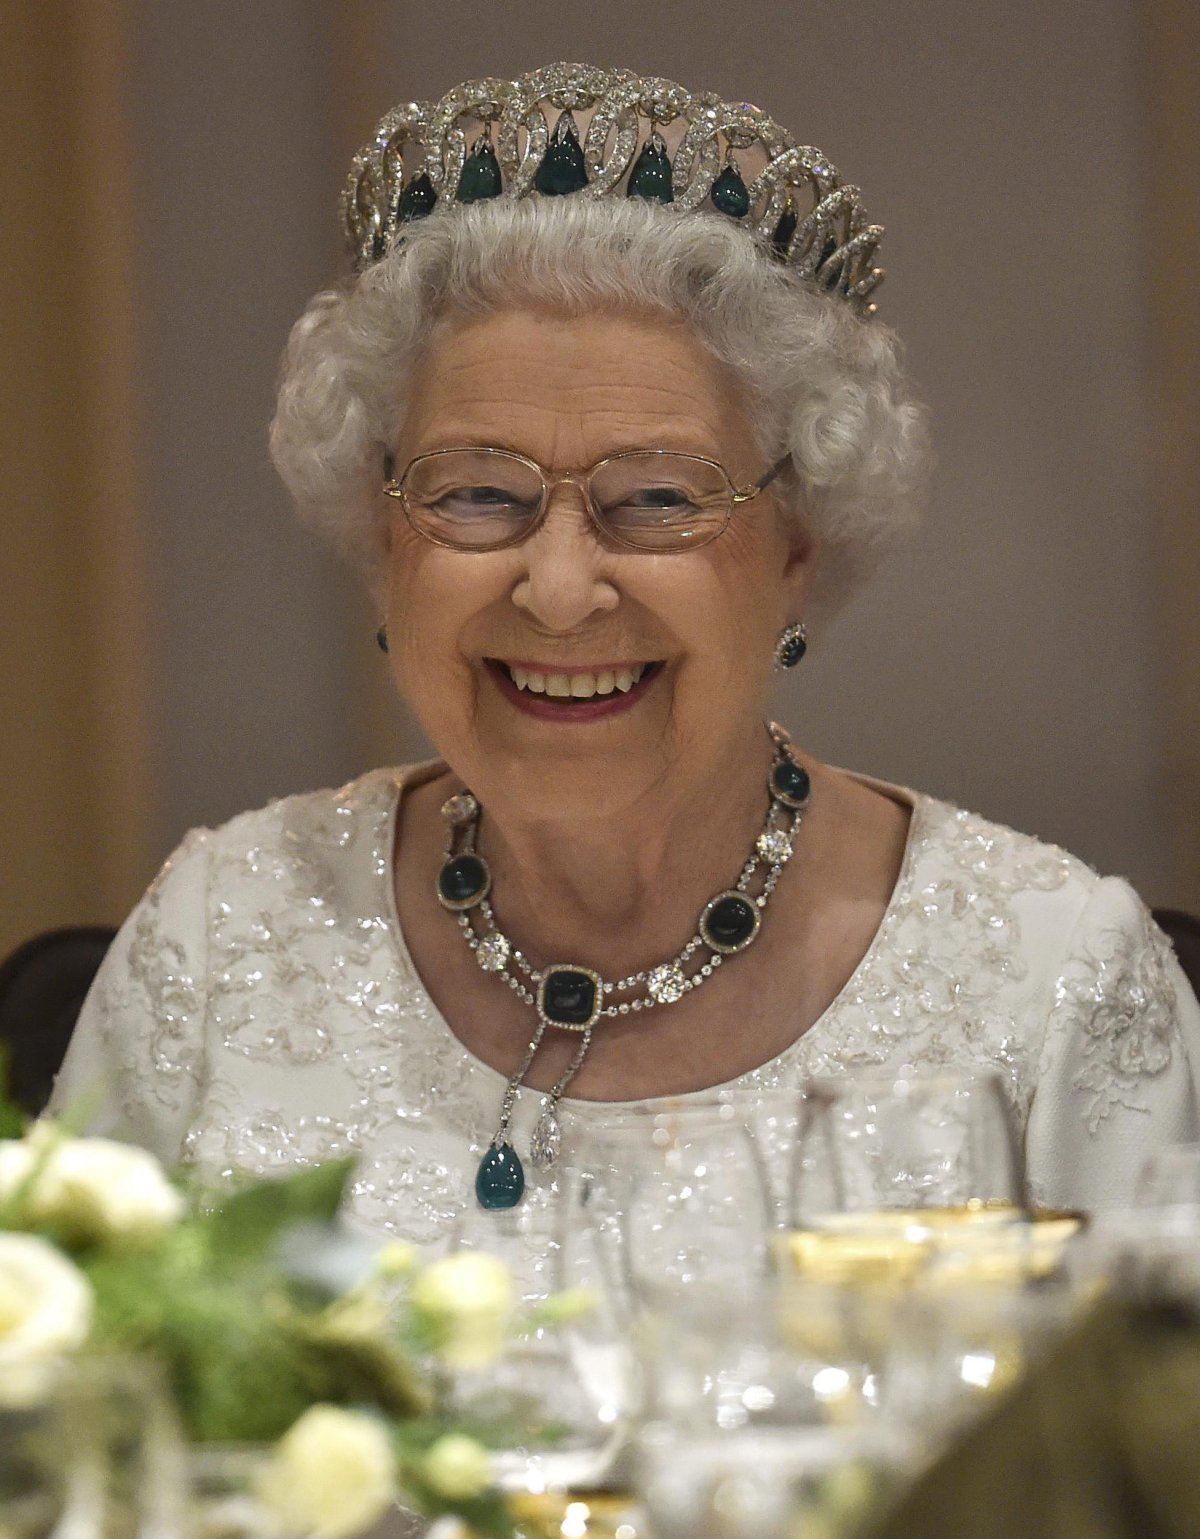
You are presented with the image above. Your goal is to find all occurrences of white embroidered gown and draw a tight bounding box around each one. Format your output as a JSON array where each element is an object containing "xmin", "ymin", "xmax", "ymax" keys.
[{"xmin": 51, "ymin": 763, "xmax": 1200, "ymax": 1248}]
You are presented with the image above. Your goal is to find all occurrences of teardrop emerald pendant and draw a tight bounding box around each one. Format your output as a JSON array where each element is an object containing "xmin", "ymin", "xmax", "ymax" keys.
[
  {"xmin": 397, "ymin": 172, "xmax": 438, "ymax": 223},
  {"xmin": 457, "ymin": 135, "xmax": 502, "ymax": 203},
  {"xmin": 534, "ymin": 112, "xmax": 588, "ymax": 196},
  {"xmin": 475, "ymin": 1141, "xmax": 525, "ymax": 1209},
  {"xmin": 710, "ymin": 163, "xmax": 750, "ymax": 219},
  {"xmin": 626, "ymin": 132, "xmax": 674, "ymax": 204}
]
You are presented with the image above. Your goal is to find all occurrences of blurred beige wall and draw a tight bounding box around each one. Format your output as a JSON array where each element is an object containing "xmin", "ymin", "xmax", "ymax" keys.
[
  {"xmin": 2, "ymin": 0, "xmax": 1196, "ymax": 955},
  {"xmin": 1, "ymin": 2, "xmax": 153, "ymax": 951}
]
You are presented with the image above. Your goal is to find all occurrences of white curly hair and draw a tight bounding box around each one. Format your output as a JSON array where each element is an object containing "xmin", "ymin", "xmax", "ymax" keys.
[{"xmin": 270, "ymin": 196, "xmax": 930, "ymax": 617}]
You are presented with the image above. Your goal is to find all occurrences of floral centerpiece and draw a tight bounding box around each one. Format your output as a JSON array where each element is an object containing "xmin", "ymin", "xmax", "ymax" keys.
[{"xmin": 0, "ymin": 1078, "xmax": 540, "ymax": 1539}]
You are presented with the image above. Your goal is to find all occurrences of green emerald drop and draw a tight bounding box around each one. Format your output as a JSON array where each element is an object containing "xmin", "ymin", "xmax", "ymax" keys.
[
  {"xmin": 397, "ymin": 172, "xmax": 438, "ymax": 223},
  {"xmin": 626, "ymin": 132, "xmax": 674, "ymax": 204},
  {"xmin": 457, "ymin": 136, "xmax": 502, "ymax": 203},
  {"xmin": 534, "ymin": 112, "xmax": 588, "ymax": 196},
  {"xmin": 710, "ymin": 162, "xmax": 750, "ymax": 219},
  {"xmin": 476, "ymin": 1142, "xmax": 525, "ymax": 1209}
]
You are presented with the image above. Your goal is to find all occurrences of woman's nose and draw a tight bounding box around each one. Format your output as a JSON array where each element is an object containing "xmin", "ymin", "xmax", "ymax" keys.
[{"xmin": 509, "ymin": 489, "xmax": 620, "ymax": 631}]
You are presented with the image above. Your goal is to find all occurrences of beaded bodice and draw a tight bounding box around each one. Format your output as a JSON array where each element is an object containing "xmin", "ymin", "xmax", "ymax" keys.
[{"xmin": 53, "ymin": 764, "xmax": 1200, "ymax": 1260}]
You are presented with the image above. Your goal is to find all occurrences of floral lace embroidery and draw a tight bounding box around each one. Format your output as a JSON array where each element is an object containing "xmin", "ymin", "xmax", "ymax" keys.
[
  {"xmin": 1051, "ymin": 894, "xmax": 1179, "ymax": 1133},
  {"xmin": 92, "ymin": 828, "xmax": 211, "ymax": 1124},
  {"xmin": 72, "ymin": 768, "xmax": 1192, "ymax": 1249},
  {"xmin": 677, "ymin": 805, "xmax": 1080, "ymax": 1125}
]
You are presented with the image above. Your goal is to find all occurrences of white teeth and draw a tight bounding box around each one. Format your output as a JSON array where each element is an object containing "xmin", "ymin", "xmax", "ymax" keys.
[{"xmin": 503, "ymin": 663, "xmax": 652, "ymax": 698}]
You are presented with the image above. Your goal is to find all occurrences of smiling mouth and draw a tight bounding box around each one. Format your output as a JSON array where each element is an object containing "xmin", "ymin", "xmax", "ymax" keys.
[{"xmin": 489, "ymin": 660, "xmax": 664, "ymax": 700}]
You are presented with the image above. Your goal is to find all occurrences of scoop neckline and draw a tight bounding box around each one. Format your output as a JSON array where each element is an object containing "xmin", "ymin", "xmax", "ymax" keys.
[{"xmin": 377, "ymin": 759, "xmax": 929, "ymax": 1115}]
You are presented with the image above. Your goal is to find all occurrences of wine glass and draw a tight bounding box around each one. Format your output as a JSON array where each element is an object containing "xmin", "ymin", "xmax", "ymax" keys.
[
  {"xmin": 875, "ymin": 1280, "xmax": 1076, "ymax": 1458},
  {"xmin": 634, "ymin": 1276, "xmax": 914, "ymax": 1539},
  {"xmin": 445, "ymin": 1161, "xmax": 638, "ymax": 1538},
  {"xmin": 575, "ymin": 1094, "xmax": 798, "ymax": 1314},
  {"xmin": 782, "ymin": 1073, "xmax": 1026, "ymax": 1290}
]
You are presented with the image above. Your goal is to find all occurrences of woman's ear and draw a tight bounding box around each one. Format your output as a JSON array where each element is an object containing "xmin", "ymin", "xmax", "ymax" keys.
[{"xmin": 782, "ymin": 514, "xmax": 818, "ymax": 605}]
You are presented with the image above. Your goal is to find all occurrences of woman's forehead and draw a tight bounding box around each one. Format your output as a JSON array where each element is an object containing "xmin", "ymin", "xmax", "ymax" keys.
[{"xmin": 401, "ymin": 308, "xmax": 755, "ymax": 460}]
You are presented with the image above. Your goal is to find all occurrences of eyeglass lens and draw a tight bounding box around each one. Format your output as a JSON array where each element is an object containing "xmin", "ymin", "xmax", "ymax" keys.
[{"xmin": 400, "ymin": 450, "xmax": 733, "ymax": 551}]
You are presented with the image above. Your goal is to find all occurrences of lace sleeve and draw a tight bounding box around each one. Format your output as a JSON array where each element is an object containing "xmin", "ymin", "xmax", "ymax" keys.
[
  {"xmin": 1025, "ymin": 876, "xmax": 1200, "ymax": 1211},
  {"xmin": 47, "ymin": 828, "xmax": 213, "ymax": 1164}
]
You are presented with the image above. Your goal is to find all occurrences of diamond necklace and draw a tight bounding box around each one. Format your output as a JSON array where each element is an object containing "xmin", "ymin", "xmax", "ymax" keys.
[{"xmin": 435, "ymin": 723, "xmax": 812, "ymax": 1210}]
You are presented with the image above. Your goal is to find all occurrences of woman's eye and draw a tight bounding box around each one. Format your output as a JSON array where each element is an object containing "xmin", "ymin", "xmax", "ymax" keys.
[
  {"xmin": 609, "ymin": 488, "xmax": 701, "ymax": 519},
  {"xmin": 438, "ymin": 485, "xmax": 528, "ymax": 513},
  {"xmin": 631, "ymin": 486, "xmax": 692, "ymax": 507}
]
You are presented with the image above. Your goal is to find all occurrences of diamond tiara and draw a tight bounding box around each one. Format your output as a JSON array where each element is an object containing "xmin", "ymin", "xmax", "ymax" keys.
[{"xmin": 342, "ymin": 63, "xmax": 885, "ymax": 315}]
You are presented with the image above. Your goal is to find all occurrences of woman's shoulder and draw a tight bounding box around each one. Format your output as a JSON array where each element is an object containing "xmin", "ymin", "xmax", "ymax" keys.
[
  {"xmin": 906, "ymin": 784, "xmax": 1101, "ymax": 909},
  {"xmin": 836, "ymin": 768, "xmax": 1105, "ymax": 942},
  {"xmin": 847, "ymin": 773, "xmax": 1181, "ymax": 1029},
  {"xmin": 204, "ymin": 763, "xmax": 421, "ymax": 840},
  {"xmin": 170, "ymin": 762, "xmax": 442, "ymax": 871}
]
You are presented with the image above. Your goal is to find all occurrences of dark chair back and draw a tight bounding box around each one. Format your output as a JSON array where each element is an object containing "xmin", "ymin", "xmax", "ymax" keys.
[
  {"xmin": 1153, "ymin": 908, "xmax": 1200, "ymax": 1008},
  {"xmin": 0, "ymin": 926, "xmax": 116, "ymax": 1118}
]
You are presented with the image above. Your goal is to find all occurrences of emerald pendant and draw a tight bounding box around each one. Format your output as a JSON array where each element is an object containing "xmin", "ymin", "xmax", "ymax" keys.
[
  {"xmin": 771, "ymin": 758, "xmax": 811, "ymax": 808},
  {"xmin": 710, "ymin": 162, "xmax": 750, "ymax": 219},
  {"xmin": 534, "ymin": 111, "xmax": 588, "ymax": 196},
  {"xmin": 699, "ymin": 890, "xmax": 761, "ymax": 954},
  {"xmin": 537, "ymin": 965, "xmax": 602, "ymax": 1030},
  {"xmin": 626, "ymin": 131, "xmax": 673, "ymax": 204},
  {"xmin": 457, "ymin": 135, "xmax": 502, "ymax": 203},
  {"xmin": 437, "ymin": 853, "xmax": 491, "ymax": 910},
  {"xmin": 397, "ymin": 172, "xmax": 437, "ymax": 223},
  {"xmin": 476, "ymin": 1141, "xmax": 525, "ymax": 1209}
]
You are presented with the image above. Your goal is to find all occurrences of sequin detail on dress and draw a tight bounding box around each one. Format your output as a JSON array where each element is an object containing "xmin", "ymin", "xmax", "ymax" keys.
[
  {"xmin": 1051, "ymin": 890, "xmax": 1180, "ymax": 1133},
  {"xmin": 52, "ymin": 766, "xmax": 1200, "ymax": 1252}
]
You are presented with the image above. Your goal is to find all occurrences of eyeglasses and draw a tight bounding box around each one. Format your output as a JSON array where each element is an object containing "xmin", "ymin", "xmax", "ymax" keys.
[{"xmin": 382, "ymin": 447, "xmax": 788, "ymax": 553}]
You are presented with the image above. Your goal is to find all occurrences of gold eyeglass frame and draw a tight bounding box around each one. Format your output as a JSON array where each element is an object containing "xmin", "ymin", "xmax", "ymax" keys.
[{"xmin": 382, "ymin": 446, "xmax": 789, "ymax": 553}]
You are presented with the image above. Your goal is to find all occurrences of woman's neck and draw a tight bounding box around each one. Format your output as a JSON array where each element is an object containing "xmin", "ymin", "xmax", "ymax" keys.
[{"xmin": 465, "ymin": 729, "xmax": 780, "ymax": 974}]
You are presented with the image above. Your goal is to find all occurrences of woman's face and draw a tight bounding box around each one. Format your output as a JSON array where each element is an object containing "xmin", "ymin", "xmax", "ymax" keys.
[{"xmin": 383, "ymin": 307, "xmax": 814, "ymax": 820}]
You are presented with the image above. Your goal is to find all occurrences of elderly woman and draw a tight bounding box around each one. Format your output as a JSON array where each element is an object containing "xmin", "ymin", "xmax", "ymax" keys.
[{"xmin": 52, "ymin": 64, "xmax": 1199, "ymax": 1239}]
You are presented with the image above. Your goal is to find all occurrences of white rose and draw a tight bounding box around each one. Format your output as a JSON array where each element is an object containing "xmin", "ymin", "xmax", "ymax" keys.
[
  {"xmin": 421, "ymin": 1434, "xmax": 493, "ymax": 1501},
  {"xmin": 0, "ymin": 1139, "xmax": 36, "ymax": 1205},
  {"xmin": 0, "ymin": 1233, "xmax": 94, "ymax": 1402},
  {"xmin": 410, "ymin": 1253, "xmax": 515, "ymax": 1370},
  {"xmin": 254, "ymin": 1406, "xmax": 397, "ymax": 1539},
  {"xmin": 32, "ymin": 1136, "xmax": 185, "ymax": 1244}
]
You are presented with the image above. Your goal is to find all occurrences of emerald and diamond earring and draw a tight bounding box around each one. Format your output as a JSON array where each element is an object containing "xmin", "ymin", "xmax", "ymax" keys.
[{"xmin": 775, "ymin": 622, "xmax": 807, "ymax": 669}]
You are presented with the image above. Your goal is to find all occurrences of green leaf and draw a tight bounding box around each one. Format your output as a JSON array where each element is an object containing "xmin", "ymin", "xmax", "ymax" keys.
[{"xmin": 203, "ymin": 1160, "xmax": 356, "ymax": 1260}]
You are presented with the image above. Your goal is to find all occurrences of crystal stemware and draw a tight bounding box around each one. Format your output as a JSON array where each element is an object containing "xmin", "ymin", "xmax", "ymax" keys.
[
  {"xmin": 575, "ymin": 1095, "xmax": 798, "ymax": 1314},
  {"xmin": 446, "ymin": 1160, "xmax": 637, "ymax": 1536},
  {"xmin": 782, "ymin": 1072, "xmax": 1027, "ymax": 1289}
]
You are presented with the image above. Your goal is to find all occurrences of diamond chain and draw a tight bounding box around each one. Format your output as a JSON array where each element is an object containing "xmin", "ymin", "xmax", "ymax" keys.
[
  {"xmin": 445, "ymin": 738, "xmax": 807, "ymax": 1016},
  {"xmin": 442, "ymin": 723, "xmax": 811, "ymax": 1181}
]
